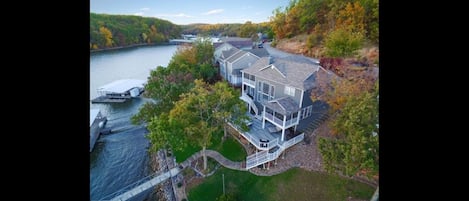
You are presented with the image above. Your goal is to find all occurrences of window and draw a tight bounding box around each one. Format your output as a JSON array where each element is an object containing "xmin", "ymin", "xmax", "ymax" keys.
[
  {"xmin": 284, "ymin": 86, "xmax": 295, "ymax": 96},
  {"xmin": 300, "ymin": 105, "xmax": 313, "ymax": 120},
  {"xmin": 257, "ymin": 81, "xmax": 275, "ymax": 102}
]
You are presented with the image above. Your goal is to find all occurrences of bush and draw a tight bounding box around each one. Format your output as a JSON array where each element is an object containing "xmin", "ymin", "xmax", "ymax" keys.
[
  {"xmin": 306, "ymin": 33, "xmax": 320, "ymax": 48},
  {"xmin": 324, "ymin": 28, "xmax": 363, "ymax": 57},
  {"xmin": 177, "ymin": 182, "xmax": 183, "ymax": 188}
]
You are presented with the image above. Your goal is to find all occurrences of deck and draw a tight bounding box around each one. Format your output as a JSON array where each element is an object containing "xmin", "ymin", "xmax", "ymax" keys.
[{"xmin": 91, "ymin": 96, "xmax": 128, "ymax": 103}]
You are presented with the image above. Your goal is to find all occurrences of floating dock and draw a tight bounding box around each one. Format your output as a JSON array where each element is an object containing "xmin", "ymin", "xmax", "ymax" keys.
[{"xmin": 91, "ymin": 79, "xmax": 146, "ymax": 103}]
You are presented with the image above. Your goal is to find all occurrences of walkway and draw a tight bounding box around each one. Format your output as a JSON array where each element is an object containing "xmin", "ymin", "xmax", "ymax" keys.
[{"xmin": 100, "ymin": 149, "xmax": 245, "ymax": 201}]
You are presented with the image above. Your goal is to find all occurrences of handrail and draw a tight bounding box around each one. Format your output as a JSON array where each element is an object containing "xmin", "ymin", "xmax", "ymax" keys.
[{"xmin": 97, "ymin": 169, "xmax": 165, "ymax": 201}]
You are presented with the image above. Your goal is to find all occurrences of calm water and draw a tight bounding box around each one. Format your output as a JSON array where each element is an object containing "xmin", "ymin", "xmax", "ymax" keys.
[{"xmin": 90, "ymin": 45, "xmax": 178, "ymax": 200}]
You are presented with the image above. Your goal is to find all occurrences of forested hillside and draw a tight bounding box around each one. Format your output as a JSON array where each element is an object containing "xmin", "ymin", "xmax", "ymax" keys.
[
  {"xmin": 181, "ymin": 22, "xmax": 273, "ymax": 40},
  {"xmin": 270, "ymin": 0, "xmax": 378, "ymax": 59},
  {"xmin": 90, "ymin": 13, "xmax": 181, "ymax": 50}
]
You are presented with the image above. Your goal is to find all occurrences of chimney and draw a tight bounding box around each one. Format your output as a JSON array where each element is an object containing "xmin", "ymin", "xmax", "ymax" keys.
[{"xmin": 268, "ymin": 56, "xmax": 274, "ymax": 65}]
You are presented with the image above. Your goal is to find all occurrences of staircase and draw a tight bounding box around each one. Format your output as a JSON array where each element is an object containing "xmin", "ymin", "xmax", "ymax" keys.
[
  {"xmin": 303, "ymin": 112, "xmax": 329, "ymax": 135},
  {"xmin": 240, "ymin": 93, "xmax": 259, "ymax": 117}
]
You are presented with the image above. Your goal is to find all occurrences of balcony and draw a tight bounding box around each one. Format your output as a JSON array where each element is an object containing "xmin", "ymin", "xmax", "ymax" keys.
[
  {"xmin": 264, "ymin": 112, "xmax": 299, "ymax": 128},
  {"xmin": 242, "ymin": 77, "xmax": 255, "ymax": 87}
]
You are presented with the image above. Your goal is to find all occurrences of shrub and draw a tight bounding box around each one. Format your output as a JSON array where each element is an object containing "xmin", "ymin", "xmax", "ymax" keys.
[{"xmin": 324, "ymin": 28, "xmax": 363, "ymax": 57}]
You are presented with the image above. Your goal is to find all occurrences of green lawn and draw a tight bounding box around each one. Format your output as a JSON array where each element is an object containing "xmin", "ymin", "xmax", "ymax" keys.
[
  {"xmin": 212, "ymin": 137, "xmax": 247, "ymax": 162},
  {"xmin": 188, "ymin": 167, "xmax": 375, "ymax": 201},
  {"xmin": 173, "ymin": 131, "xmax": 246, "ymax": 163}
]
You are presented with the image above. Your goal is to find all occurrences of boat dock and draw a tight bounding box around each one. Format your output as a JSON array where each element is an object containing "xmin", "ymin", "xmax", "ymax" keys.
[
  {"xmin": 91, "ymin": 79, "xmax": 146, "ymax": 103},
  {"xmin": 90, "ymin": 109, "xmax": 107, "ymax": 152}
]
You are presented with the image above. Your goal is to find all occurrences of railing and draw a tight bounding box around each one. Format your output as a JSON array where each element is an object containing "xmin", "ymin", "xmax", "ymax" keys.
[
  {"xmin": 264, "ymin": 113, "xmax": 299, "ymax": 128},
  {"xmin": 245, "ymin": 133, "xmax": 304, "ymax": 170},
  {"xmin": 240, "ymin": 94, "xmax": 258, "ymax": 116},
  {"xmin": 246, "ymin": 147, "xmax": 282, "ymax": 169},
  {"xmin": 264, "ymin": 113, "xmax": 283, "ymax": 126},
  {"xmin": 281, "ymin": 133, "xmax": 304, "ymax": 150},
  {"xmin": 242, "ymin": 78, "xmax": 255, "ymax": 87},
  {"xmin": 97, "ymin": 170, "xmax": 166, "ymax": 201}
]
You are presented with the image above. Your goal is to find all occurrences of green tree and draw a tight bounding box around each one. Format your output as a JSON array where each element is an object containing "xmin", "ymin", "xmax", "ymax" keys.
[
  {"xmin": 131, "ymin": 67, "xmax": 194, "ymax": 124},
  {"xmin": 324, "ymin": 28, "xmax": 363, "ymax": 57},
  {"xmin": 318, "ymin": 81, "xmax": 378, "ymax": 178},
  {"xmin": 238, "ymin": 21, "xmax": 258, "ymax": 39},
  {"xmin": 167, "ymin": 80, "xmax": 248, "ymax": 170}
]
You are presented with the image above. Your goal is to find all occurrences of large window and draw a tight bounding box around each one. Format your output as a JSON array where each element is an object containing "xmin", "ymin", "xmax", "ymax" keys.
[
  {"xmin": 257, "ymin": 81, "xmax": 274, "ymax": 102},
  {"xmin": 284, "ymin": 86, "xmax": 295, "ymax": 96}
]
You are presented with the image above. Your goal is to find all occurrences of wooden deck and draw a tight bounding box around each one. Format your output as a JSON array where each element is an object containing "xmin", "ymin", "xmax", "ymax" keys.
[{"xmin": 91, "ymin": 96, "xmax": 128, "ymax": 103}]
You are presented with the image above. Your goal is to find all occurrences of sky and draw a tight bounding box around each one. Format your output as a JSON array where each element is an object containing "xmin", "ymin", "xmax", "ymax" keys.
[{"xmin": 90, "ymin": 0, "xmax": 291, "ymax": 25}]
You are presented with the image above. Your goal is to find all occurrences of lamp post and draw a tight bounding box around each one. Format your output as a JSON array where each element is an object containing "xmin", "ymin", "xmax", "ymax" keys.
[{"xmin": 222, "ymin": 173, "xmax": 225, "ymax": 195}]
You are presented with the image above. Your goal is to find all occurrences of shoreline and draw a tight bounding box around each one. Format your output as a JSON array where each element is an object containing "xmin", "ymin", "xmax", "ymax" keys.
[
  {"xmin": 145, "ymin": 149, "xmax": 175, "ymax": 201},
  {"xmin": 90, "ymin": 42, "xmax": 176, "ymax": 53}
]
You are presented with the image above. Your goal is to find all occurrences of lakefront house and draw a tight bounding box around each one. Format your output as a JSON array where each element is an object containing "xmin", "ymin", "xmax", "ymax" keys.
[
  {"xmin": 229, "ymin": 56, "xmax": 332, "ymax": 169},
  {"xmin": 215, "ymin": 44, "xmax": 269, "ymax": 87}
]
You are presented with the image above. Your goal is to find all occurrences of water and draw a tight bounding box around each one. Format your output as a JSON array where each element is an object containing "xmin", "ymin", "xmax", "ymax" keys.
[{"xmin": 90, "ymin": 45, "xmax": 178, "ymax": 201}]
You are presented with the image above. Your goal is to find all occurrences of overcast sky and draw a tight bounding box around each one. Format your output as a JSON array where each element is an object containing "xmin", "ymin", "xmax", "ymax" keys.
[{"xmin": 90, "ymin": 0, "xmax": 291, "ymax": 25}]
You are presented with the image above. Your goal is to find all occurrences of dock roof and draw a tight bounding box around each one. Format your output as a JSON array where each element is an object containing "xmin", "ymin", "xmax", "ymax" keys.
[
  {"xmin": 97, "ymin": 79, "xmax": 146, "ymax": 94},
  {"xmin": 90, "ymin": 109, "xmax": 100, "ymax": 127}
]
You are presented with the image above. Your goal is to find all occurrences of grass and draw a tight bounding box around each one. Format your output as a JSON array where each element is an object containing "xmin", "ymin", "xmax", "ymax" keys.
[
  {"xmin": 212, "ymin": 137, "xmax": 247, "ymax": 162},
  {"xmin": 173, "ymin": 130, "xmax": 246, "ymax": 163},
  {"xmin": 188, "ymin": 167, "xmax": 375, "ymax": 201}
]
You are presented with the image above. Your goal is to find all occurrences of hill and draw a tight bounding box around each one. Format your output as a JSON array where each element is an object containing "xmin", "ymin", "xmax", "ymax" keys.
[{"xmin": 90, "ymin": 13, "xmax": 181, "ymax": 50}]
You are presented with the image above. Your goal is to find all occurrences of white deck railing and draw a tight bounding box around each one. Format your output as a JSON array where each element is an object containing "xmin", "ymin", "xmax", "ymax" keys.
[
  {"xmin": 281, "ymin": 133, "xmax": 304, "ymax": 150},
  {"xmin": 243, "ymin": 78, "xmax": 255, "ymax": 87},
  {"xmin": 245, "ymin": 133, "xmax": 304, "ymax": 170},
  {"xmin": 264, "ymin": 113, "xmax": 299, "ymax": 128}
]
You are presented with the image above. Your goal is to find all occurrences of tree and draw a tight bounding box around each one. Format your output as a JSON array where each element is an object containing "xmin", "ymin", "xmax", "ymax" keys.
[
  {"xmin": 132, "ymin": 38, "xmax": 216, "ymax": 125},
  {"xmin": 336, "ymin": 2, "xmax": 366, "ymax": 34},
  {"xmin": 238, "ymin": 21, "xmax": 257, "ymax": 38},
  {"xmin": 131, "ymin": 66, "xmax": 194, "ymax": 124},
  {"xmin": 324, "ymin": 28, "xmax": 363, "ymax": 57},
  {"xmin": 168, "ymin": 80, "xmax": 248, "ymax": 170},
  {"xmin": 318, "ymin": 81, "xmax": 378, "ymax": 178},
  {"xmin": 99, "ymin": 26, "xmax": 113, "ymax": 47}
]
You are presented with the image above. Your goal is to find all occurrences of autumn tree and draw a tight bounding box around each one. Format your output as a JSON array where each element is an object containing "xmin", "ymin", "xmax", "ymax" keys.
[
  {"xmin": 336, "ymin": 2, "xmax": 366, "ymax": 34},
  {"xmin": 99, "ymin": 26, "xmax": 113, "ymax": 47},
  {"xmin": 318, "ymin": 81, "xmax": 378, "ymax": 179}
]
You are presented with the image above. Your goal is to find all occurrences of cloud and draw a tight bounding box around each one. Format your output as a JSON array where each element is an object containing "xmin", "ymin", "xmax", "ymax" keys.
[
  {"xmin": 156, "ymin": 13, "xmax": 193, "ymax": 18},
  {"xmin": 134, "ymin": 12, "xmax": 144, "ymax": 16},
  {"xmin": 140, "ymin": 7, "xmax": 150, "ymax": 11},
  {"xmin": 202, "ymin": 9, "xmax": 224, "ymax": 15}
]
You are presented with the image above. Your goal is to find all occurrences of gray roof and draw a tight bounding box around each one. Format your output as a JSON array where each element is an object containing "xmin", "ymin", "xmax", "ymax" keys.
[
  {"xmin": 221, "ymin": 47, "xmax": 240, "ymax": 60},
  {"xmin": 264, "ymin": 96, "xmax": 300, "ymax": 115},
  {"xmin": 218, "ymin": 37, "xmax": 253, "ymax": 49},
  {"xmin": 246, "ymin": 48, "xmax": 270, "ymax": 58},
  {"xmin": 219, "ymin": 37, "xmax": 252, "ymax": 42},
  {"xmin": 241, "ymin": 57, "xmax": 320, "ymax": 90},
  {"xmin": 226, "ymin": 50, "xmax": 247, "ymax": 63}
]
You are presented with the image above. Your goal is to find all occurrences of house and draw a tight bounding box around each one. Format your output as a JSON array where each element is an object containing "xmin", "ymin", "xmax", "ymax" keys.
[
  {"xmin": 231, "ymin": 56, "xmax": 332, "ymax": 169},
  {"xmin": 213, "ymin": 37, "xmax": 253, "ymax": 50},
  {"xmin": 214, "ymin": 44, "xmax": 270, "ymax": 87}
]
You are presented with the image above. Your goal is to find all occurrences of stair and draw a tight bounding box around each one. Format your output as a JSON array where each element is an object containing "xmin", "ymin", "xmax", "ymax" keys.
[{"xmin": 303, "ymin": 112, "xmax": 329, "ymax": 135}]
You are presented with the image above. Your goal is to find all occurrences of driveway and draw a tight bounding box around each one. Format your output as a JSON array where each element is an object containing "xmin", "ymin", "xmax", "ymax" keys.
[{"xmin": 263, "ymin": 42, "xmax": 320, "ymax": 64}]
